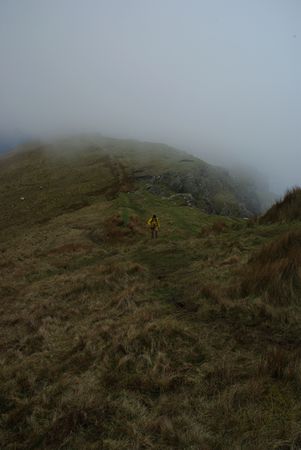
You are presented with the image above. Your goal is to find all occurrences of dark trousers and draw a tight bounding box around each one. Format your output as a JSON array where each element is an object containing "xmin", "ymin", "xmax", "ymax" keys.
[{"xmin": 151, "ymin": 228, "xmax": 158, "ymax": 239}]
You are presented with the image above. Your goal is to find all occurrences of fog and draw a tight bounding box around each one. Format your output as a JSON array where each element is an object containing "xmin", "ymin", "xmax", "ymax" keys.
[{"xmin": 0, "ymin": 0, "xmax": 300, "ymax": 193}]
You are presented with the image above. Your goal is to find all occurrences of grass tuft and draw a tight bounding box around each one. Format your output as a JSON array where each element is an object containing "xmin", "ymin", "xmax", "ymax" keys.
[
  {"xmin": 261, "ymin": 186, "xmax": 301, "ymax": 223},
  {"xmin": 240, "ymin": 230, "xmax": 301, "ymax": 304}
]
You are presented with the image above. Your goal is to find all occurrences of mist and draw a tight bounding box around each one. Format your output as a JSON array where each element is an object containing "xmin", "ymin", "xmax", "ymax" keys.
[{"xmin": 0, "ymin": 0, "xmax": 300, "ymax": 194}]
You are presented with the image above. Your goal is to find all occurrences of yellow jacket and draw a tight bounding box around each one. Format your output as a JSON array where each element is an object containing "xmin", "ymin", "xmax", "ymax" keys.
[{"xmin": 147, "ymin": 217, "xmax": 160, "ymax": 229}]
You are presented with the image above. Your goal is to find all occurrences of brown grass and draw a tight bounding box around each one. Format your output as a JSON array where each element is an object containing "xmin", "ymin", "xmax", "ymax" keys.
[
  {"xmin": 261, "ymin": 186, "xmax": 301, "ymax": 223},
  {"xmin": 200, "ymin": 284, "xmax": 221, "ymax": 302},
  {"xmin": 48, "ymin": 243, "xmax": 93, "ymax": 254},
  {"xmin": 240, "ymin": 230, "xmax": 301, "ymax": 304},
  {"xmin": 258, "ymin": 346, "xmax": 301, "ymax": 380},
  {"xmin": 1, "ymin": 166, "xmax": 301, "ymax": 448},
  {"xmin": 104, "ymin": 214, "xmax": 143, "ymax": 240},
  {"xmin": 199, "ymin": 220, "xmax": 227, "ymax": 237}
]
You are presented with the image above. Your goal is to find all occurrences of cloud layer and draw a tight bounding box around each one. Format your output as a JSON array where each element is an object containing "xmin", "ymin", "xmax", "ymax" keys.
[{"xmin": 0, "ymin": 0, "xmax": 300, "ymax": 193}]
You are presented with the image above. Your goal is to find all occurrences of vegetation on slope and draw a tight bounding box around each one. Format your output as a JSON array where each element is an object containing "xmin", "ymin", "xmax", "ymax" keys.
[
  {"xmin": 0, "ymin": 137, "xmax": 270, "ymax": 238},
  {"xmin": 0, "ymin": 141, "xmax": 301, "ymax": 449},
  {"xmin": 261, "ymin": 187, "xmax": 301, "ymax": 224},
  {"xmin": 241, "ymin": 230, "xmax": 301, "ymax": 304}
]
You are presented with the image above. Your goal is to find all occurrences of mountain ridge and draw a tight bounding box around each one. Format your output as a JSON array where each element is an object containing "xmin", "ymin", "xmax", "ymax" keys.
[{"xmin": 0, "ymin": 137, "xmax": 273, "ymax": 239}]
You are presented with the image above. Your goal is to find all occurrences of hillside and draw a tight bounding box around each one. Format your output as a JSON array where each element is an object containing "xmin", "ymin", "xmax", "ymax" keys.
[
  {"xmin": 0, "ymin": 137, "xmax": 270, "ymax": 240},
  {"xmin": 1, "ymin": 139, "xmax": 301, "ymax": 449},
  {"xmin": 260, "ymin": 187, "xmax": 301, "ymax": 224}
]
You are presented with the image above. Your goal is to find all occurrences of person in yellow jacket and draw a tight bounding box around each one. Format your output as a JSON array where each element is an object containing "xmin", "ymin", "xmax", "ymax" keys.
[{"xmin": 147, "ymin": 214, "xmax": 160, "ymax": 239}]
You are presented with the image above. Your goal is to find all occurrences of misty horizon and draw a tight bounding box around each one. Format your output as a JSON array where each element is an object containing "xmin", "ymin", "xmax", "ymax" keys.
[{"xmin": 0, "ymin": 0, "xmax": 300, "ymax": 194}]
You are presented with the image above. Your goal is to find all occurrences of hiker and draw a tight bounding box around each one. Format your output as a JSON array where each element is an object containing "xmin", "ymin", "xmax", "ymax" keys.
[{"xmin": 147, "ymin": 214, "xmax": 160, "ymax": 239}]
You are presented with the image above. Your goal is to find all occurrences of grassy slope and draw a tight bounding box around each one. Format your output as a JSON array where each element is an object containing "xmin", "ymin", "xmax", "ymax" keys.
[
  {"xmin": 0, "ymin": 138, "xmax": 204, "ymax": 236},
  {"xmin": 261, "ymin": 187, "xmax": 301, "ymax": 224},
  {"xmin": 0, "ymin": 136, "xmax": 265, "ymax": 237},
  {"xmin": 1, "ymin": 142, "xmax": 301, "ymax": 449}
]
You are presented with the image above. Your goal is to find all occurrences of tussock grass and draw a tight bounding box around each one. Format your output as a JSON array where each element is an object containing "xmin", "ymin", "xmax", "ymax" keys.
[
  {"xmin": 258, "ymin": 346, "xmax": 301, "ymax": 381},
  {"xmin": 241, "ymin": 230, "xmax": 301, "ymax": 304},
  {"xmin": 199, "ymin": 220, "xmax": 228, "ymax": 237},
  {"xmin": 1, "ymin": 143, "xmax": 301, "ymax": 448},
  {"xmin": 261, "ymin": 186, "xmax": 301, "ymax": 223},
  {"xmin": 104, "ymin": 214, "xmax": 143, "ymax": 241}
]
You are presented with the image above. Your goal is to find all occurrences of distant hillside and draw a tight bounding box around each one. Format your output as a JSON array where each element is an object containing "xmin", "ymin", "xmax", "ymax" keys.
[
  {"xmin": 0, "ymin": 136, "xmax": 270, "ymax": 238},
  {"xmin": 260, "ymin": 187, "xmax": 301, "ymax": 223}
]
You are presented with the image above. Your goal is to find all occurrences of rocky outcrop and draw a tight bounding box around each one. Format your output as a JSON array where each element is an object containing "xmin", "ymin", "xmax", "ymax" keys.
[{"xmin": 141, "ymin": 167, "xmax": 262, "ymax": 217}]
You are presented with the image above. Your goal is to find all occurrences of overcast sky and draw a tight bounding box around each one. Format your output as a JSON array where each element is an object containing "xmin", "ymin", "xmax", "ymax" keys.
[{"xmin": 0, "ymin": 0, "xmax": 300, "ymax": 193}]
